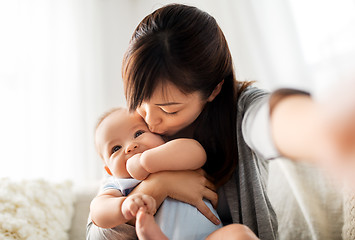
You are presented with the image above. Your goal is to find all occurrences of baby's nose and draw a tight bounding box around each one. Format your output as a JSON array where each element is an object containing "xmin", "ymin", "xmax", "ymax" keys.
[{"xmin": 125, "ymin": 142, "xmax": 138, "ymax": 154}]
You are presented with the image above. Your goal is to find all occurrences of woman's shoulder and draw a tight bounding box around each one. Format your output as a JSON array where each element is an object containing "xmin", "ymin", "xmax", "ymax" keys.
[{"xmin": 237, "ymin": 84, "xmax": 269, "ymax": 112}]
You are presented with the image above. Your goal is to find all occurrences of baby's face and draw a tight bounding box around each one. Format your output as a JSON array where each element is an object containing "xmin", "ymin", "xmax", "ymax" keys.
[{"xmin": 95, "ymin": 109, "xmax": 165, "ymax": 178}]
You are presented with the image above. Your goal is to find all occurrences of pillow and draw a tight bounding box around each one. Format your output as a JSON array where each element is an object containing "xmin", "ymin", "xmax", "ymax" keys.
[{"xmin": 0, "ymin": 178, "xmax": 75, "ymax": 240}]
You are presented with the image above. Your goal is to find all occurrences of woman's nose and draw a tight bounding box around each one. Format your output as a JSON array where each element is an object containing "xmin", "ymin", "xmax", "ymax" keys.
[
  {"xmin": 125, "ymin": 142, "xmax": 138, "ymax": 154},
  {"xmin": 145, "ymin": 111, "xmax": 162, "ymax": 128},
  {"xmin": 138, "ymin": 105, "xmax": 161, "ymax": 128}
]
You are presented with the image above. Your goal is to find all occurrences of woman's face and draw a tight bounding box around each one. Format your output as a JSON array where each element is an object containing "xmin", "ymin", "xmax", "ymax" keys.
[{"xmin": 136, "ymin": 82, "xmax": 207, "ymax": 136}]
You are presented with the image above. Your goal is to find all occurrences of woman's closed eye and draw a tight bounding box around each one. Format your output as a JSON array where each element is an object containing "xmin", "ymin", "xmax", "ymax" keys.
[
  {"xmin": 111, "ymin": 145, "xmax": 122, "ymax": 155},
  {"xmin": 161, "ymin": 108, "xmax": 178, "ymax": 115},
  {"xmin": 164, "ymin": 111, "xmax": 178, "ymax": 115},
  {"xmin": 134, "ymin": 130, "xmax": 145, "ymax": 138}
]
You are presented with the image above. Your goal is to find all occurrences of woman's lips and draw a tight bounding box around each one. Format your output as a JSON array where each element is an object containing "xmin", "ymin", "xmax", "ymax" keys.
[{"xmin": 149, "ymin": 126, "xmax": 164, "ymax": 135}]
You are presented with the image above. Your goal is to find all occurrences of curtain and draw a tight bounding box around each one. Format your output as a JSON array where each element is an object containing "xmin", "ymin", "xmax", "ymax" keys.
[
  {"xmin": 288, "ymin": 0, "xmax": 355, "ymax": 108},
  {"xmin": 0, "ymin": 0, "xmax": 110, "ymax": 186},
  {"xmin": 1, "ymin": 0, "xmax": 354, "ymax": 187}
]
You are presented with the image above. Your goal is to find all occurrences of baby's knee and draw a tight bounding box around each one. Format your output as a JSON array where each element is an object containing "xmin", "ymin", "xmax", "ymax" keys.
[
  {"xmin": 206, "ymin": 224, "xmax": 259, "ymax": 240},
  {"xmin": 86, "ymin": 221, "xmax": 137, "ymax": 240},
  {"xmin": 223, "ymin": 224, "xmax": 259, "ymax": 239}
]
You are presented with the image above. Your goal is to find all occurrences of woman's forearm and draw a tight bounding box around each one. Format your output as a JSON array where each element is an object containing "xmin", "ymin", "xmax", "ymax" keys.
[
  {"xmin": 270, "ymin": 94, "xmax": 323, "ymax": 162},
  {"xmin": 129, "ymin": 172, "xmax": 168, "ymax": 207},
  {"xmin": 130, "ymin": 170, "xmax": 220, "ymax": 225},
  {"xmin": 270, "ymin": 89, "xmax": 355, "ymax": 186}
]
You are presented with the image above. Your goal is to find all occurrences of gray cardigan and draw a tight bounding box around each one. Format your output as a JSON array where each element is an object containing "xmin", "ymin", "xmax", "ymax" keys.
[{"xmin": 222, "ymin": 86, "xmax": 278, "ymax": 239}]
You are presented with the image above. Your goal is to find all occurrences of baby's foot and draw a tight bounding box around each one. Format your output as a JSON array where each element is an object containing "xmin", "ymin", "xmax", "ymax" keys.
[{"xmin": 136, "ymin": 208, "xmax": 168, "ymax": 240}]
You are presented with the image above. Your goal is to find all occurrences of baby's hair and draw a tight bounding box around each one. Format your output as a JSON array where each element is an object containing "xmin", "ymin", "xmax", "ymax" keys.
[
  {"xmin": 95, "ymin": 107, "xmax": 126, "ymax": 133},
  {"xmin": 94, "ymin": 107, "xmax": 127, "ymax": 158}
]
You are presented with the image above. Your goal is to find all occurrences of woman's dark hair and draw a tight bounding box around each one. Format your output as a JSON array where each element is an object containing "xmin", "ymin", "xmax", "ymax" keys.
[{"xmin": 122, "ymin": 4, "xmax": 251, "ymax": 186}]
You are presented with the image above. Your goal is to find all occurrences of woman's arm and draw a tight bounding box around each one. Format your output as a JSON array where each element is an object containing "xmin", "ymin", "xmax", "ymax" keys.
[
  {"xmin": 129, "ymin": 169, "xmax": 221, "ymax": 225},
  {"xmin": 270, "ymin": 91, "xmax": 355, "ymax": 183},
  {"xmin": 270, "ymin": 94, "xmax": 321, "ymax": 162}
]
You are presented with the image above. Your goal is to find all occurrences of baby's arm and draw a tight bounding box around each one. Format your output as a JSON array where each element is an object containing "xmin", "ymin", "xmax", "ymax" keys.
[
  {"xmin": 90, "ymin": 189, "xmax": 156, "ymax": 228},
  {"xmin": 127, "ymin": 138, "xmax": 206, "ymax": 180}
]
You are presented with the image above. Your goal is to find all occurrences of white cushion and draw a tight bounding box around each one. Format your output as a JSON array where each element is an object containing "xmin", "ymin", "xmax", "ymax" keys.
[{"xmin": 0, "ymin": 178, "xmax": 75, "ymax": 240}]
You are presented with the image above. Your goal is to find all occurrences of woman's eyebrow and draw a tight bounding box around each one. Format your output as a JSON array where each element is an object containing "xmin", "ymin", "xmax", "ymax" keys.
[{"xmin": 155, "ymin": 102, "xmax": 182, "ymax": 106}]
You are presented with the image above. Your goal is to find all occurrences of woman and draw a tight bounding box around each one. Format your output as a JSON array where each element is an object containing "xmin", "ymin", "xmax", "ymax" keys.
[{"xmin": 87, "ymin": 4, "xmax": 355, "ymax": 240}]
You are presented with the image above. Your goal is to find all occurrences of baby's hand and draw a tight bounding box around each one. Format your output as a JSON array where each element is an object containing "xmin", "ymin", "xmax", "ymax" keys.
[
  {"xmin": 127, "ymin": 153, "xmax": 150, "ymax": 180},
  {"xmin": 121, "ymin": 193, "xmax": 156, "ymax": 220}
]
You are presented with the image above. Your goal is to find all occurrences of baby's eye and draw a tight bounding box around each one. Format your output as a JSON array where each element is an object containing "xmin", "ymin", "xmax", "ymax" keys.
[
  {"xmin": 134, "ymin": 130, "xmax": 145, "ymax": 138},
  {"xmin": 111, "ymin": 145, "xmax": 122, "ymax": 154}
]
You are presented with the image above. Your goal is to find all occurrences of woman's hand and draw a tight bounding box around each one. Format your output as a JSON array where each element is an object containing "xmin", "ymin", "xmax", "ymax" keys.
[
  {"xmin": 131, "ymin": 169, "xmax": 220, "ymax": 225},
  {"xmin": 164, "ymin": 169, "xmax": 220, "ymax": 224},
  {"xmin": 316, "ymin": 106, "xmax": 355, "ymax": 187},
  {"xmin": 313, "ymin": 74, "xmax": 355, "ymax": 187}
]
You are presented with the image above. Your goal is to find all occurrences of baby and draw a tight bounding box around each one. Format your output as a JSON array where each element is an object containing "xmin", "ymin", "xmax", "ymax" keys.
[{"xmin": 90, "ymin": 107, "xmax": 222, "ymax": 240}]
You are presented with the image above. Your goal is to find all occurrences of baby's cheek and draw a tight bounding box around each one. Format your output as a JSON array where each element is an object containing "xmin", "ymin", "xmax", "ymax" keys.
[{"xmin": 147, "ymin": 134, "xmax": 165, "ymax": 147}]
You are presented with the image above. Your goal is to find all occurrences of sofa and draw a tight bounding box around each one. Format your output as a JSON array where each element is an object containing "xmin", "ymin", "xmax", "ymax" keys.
[{"xmin": 1, "ymin": 159, "xmax": 353, "ymax": 240}]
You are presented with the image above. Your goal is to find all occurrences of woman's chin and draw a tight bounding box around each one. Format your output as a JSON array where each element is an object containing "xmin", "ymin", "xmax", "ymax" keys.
[
  {"xmin": 154, "ymin": 130, "xmax": 174, "ymax": 137},
  {"xmin": 150, "ymin": 128, "xmax": 174, "ymax": 136}
]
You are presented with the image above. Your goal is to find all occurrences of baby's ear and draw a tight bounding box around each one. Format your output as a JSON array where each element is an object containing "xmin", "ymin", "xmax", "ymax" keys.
[{"xmin": 104, "ymin": 166, "xmax": 113, "ymax": 176}]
